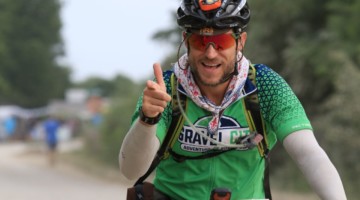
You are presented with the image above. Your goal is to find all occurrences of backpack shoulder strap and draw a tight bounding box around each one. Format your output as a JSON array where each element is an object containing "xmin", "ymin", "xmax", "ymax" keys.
[
  {"xmin": 244, "ymin": 64, "xmax": 269, "ymax": 157},
  {"xmin": 162, "ymin": 73, "xmax": 187, "ymax": 159},
  {"xmin": 244, "ymin": 64, "xmax": 272, "ymax": 199},
  {"xmin": 134, "ymin": 72, "xmax": 186, "ymax": 185}
]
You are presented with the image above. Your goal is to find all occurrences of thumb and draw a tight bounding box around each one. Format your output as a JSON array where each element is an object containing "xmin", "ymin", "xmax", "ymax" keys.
[{"xmin": 153, "ymin": 63, "xmax": 166, "ymax": 90}]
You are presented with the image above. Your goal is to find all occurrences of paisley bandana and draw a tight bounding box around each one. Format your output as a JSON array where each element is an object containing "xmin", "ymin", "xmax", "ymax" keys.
[{"xmin": 174, "ymin": 53, "xmax": 250, "ymax": 134}]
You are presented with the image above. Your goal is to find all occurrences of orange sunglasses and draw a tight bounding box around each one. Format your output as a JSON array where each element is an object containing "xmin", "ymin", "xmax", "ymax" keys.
[{"xmin": 187, "ymin": 32, "xmax": 239, "ymax": 51}]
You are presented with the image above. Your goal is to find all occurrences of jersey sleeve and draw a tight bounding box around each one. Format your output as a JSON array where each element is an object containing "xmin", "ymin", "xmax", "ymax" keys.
[
  {"xmin": 255, "ymin": 64, "xmax": 312, "ymax": 142},
  {"xmin": 130, "ymin": 70, "xmax": 173, "ymax": 144}
]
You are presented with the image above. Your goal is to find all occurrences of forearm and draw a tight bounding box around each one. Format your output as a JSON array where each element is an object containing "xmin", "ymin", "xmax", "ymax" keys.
[
  {"xmin": 283, "ymin": 130, "xmax": 347, "ymax": 200},
  {"xmin": 119, "ymin": 118, "xmax": 160, "ymax": 181}
]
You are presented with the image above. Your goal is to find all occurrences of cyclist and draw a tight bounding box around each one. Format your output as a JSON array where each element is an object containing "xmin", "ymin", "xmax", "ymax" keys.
[{"xmin": 120, "ymin": 0, "xmax": 347, "ymax": 199}]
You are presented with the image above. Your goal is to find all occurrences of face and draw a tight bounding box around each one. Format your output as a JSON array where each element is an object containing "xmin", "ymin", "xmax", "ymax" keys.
[{"xmin": 186, "ymin": 30, "xmax": 247, "ymax": 87}]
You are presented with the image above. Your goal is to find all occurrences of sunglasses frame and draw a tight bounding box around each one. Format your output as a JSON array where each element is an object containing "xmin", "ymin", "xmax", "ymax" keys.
[{"xmin": 185, "ymin": 32, "xmax": 240, "ymax": 51}]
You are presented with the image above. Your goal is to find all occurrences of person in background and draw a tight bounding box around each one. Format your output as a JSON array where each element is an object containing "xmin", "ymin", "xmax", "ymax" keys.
[
  {"xmin": 3, "ymin": 115, "xmax": 17, "ymax": 140},
  {"xmin": 43, "ymin": 116, "xmax": 61, "ymax": 166}
]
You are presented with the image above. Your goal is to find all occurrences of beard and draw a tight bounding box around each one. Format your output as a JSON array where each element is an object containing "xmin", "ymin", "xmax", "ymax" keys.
[{"xmin": 189, "ymin": 58, "xmax": 237, "ymax": 87}]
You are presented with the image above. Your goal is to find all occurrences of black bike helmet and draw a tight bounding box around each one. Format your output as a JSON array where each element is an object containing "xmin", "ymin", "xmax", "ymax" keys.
[{"xmin": 177, "ymin": 0, "xmax": 250, "ymax": 31}]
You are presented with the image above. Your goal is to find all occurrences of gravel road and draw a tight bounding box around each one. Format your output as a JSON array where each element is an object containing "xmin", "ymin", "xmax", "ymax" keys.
[
  {"xmin": 0, "ymin": 141, "xmax": 317, "ymax": 200},
  {"xmin": 0, "ymin": 141, "xmax": 130, "ymax": 200}
]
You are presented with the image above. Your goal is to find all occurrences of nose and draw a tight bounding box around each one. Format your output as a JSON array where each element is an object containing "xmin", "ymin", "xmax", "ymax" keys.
[{"xmin": 204, "ymin": 43, "xmax": 218, "ymax": 59}]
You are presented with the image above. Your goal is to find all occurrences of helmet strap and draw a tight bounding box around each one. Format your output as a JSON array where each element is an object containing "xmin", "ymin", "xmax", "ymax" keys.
[{"xmin": 177, "ymin": 32, "xmax": 191, "ymax": 70}]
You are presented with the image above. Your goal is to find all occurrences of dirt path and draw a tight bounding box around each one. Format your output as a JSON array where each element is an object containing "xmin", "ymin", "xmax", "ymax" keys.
[
  {"xmin": 0, "ymin": 141, "xmax": 318, "ymax": 200},
  {"xmin": 0, "ymin": 141, "xmax": 131, "ymax": 200}
]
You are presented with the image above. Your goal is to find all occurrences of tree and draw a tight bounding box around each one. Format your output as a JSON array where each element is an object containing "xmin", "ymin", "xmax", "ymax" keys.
[
  {"xmin": 0, "ymin": 0, "xmax": 70, "ymax": 107},
  {"xmin": 327, "ymin": 0, "xmax": 360, "ymax": 67},
  {"xmin": 74, "ymin": 77, "xmax": 114, "ymax": 98},
  {"xmin": 74, "ymin": 74, "xmax": 140, "ymax": 98},
  {"xmin": 88, "ymin": 74, "xmax": 142, "ymax": 166},
  {"xmin": 248, "ymin": 1, "xmax": 360, "ymax": 197}
]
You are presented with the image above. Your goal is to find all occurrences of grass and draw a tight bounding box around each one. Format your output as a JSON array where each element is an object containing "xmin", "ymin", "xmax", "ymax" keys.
[{"xmin": 59, "ymin": 149, "xmax": 132, "ymax": 185}]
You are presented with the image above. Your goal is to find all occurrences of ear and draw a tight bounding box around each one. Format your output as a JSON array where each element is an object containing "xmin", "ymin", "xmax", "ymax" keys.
[
  {"xmin": 237, "ymin": 32, "xmax": 247, "ymax": 51},
  {"xmin": 182, "ymin": 31, "xmax": 187, "ymax": 39},
  {"xmin": 182, "ymin": 31, "xmax": 188, "ymax": 48}
]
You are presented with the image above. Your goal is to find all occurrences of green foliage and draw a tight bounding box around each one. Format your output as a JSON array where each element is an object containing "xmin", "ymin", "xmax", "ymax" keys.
[
  {"xmin": 247, "ymin": 1, "xmax": 360, "ymax": 198},
  {"xmin": 311, "ymin": 52, "xmax": 360, "ymax": 197},
  {"xmin": 74, "ymin": 77, "xmax": 114, "ymax": 97},
  {"xmin": 82, "ymin": 75, "xmax": 143, "ymax": 166},
  {"xmin": 98, "ymin": 95, "xmax": 140, "ymax": 166},
  {"xmin": 327, "ymin": 0, "xmax": 360, "ymax": 66},
  {"xmin": 74, "ymin": 74, "xmax": 139, "ymax": 98},
  {"xmin": 113, "ymin": 74, "xmax": 142, "ymax": 96},
  {"xmin": 282, "ymin": 36, "xmax": 338, "ymax": 114},
  {"xmin": 246, "ymin": 0, "xmax": 328, "ymax": 73},
  {"xmin": 0, "ymin": 0, "xmax": 70, "ymax": 107},
  {"xmin": 152, "ymin": 13, "xmax": 182, "ymax": 49}
]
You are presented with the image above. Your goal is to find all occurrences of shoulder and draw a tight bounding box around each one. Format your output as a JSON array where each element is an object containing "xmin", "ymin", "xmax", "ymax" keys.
[
  {"xmin": 252, "ymin": 64, "xmax": 281, "ymax": 80},
  {"xmin": 251, "ymin": 64, "xmax": 289, "ymax": 91}
]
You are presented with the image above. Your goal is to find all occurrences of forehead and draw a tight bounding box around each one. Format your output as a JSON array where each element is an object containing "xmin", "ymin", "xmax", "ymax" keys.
[{"xmin": 189, "ymin": 27, "xmax": 232, "ymax": 36}]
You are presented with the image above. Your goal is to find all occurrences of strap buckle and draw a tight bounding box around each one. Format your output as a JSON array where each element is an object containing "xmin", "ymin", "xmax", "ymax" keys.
[{"xmin": 235, "ymin": 132, "xmax": 263, "ymax": 149}]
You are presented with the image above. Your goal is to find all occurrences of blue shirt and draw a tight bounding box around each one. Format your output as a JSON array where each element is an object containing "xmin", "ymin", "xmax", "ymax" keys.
[{"xmin": 43, "ymin": 119, "xmax": 60, "ymax": 144}]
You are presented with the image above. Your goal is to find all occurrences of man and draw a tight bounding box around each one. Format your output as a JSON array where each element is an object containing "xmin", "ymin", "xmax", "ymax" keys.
[
  {"xmin": 43, "ymin": 116, "xmax": 61, "ymax": 166},
  {"xmin": 3, "ymin": 115, "xmax": 17, "ymax": 140},
  {"xmin": 120, "ymin": 0, "xmax": 347, "ymax": 199}
]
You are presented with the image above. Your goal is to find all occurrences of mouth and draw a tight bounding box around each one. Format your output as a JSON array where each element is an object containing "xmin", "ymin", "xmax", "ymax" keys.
[{"xmin": 202, "ymin": 62, "xmax": 221, "ymax": 69}]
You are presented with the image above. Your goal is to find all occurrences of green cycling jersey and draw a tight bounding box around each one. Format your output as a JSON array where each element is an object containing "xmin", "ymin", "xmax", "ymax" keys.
[{"xmin": 131, "ymin": 64, "xmax": 312, "ymax": 199}]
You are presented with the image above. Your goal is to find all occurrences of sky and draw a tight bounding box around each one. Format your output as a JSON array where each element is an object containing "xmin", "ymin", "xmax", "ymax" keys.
[{"xmin": 60, "ymin": 0, "xmax": 179, "ymax": 82}]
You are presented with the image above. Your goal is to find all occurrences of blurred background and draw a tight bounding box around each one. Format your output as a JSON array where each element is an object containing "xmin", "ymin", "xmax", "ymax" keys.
[{"xmin": 0, "ymin": 0, "xmax": 359, "ymax": 199}]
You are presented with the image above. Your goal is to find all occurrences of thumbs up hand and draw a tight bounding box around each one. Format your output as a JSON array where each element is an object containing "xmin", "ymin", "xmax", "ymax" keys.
[{"xmin": 141, "ymin": 63, "xmax": 172, "ymax": 119}]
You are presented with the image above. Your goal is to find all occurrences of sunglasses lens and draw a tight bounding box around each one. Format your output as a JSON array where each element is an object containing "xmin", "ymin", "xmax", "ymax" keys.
[{"xmin": 188, "ymin": 33, "xmax": 235, "ymax": 51}]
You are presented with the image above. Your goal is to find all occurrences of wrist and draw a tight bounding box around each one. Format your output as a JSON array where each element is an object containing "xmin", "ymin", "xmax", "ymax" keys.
[{"xmin": 139, "ymin": 106, "xmax": 161, "ymax": 125}]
